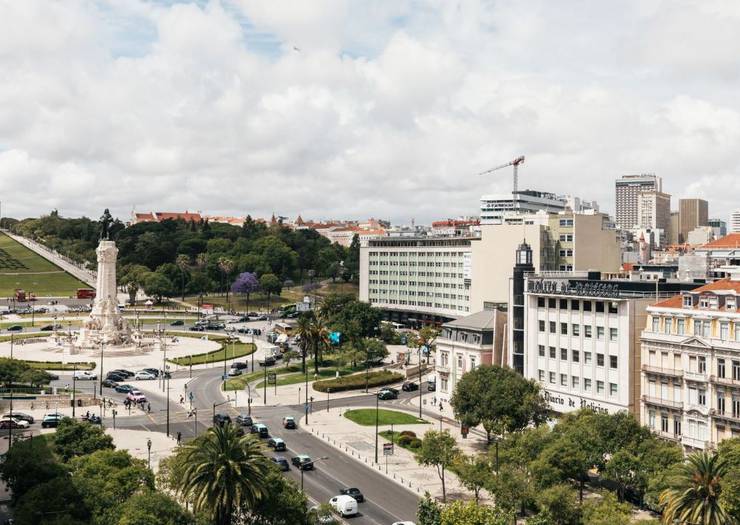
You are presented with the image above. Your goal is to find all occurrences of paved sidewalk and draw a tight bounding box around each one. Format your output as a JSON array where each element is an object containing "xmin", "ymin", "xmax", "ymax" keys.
[{"xmin": 301, "ymin": 405, "xmax": 490, "ymax": 503}]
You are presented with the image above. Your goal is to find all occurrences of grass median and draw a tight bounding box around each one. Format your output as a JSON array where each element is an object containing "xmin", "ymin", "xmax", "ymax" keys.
[
  {"xmin": 312, "ymin": 370, "xmax": 404, "ymax": 393},
  {"xmin": 168, "ymin": 340, "xmax": 256, "ymax": 367},
  {"xmin": 344, "ymin": 409, "xmax": 428, "ymax": 426}
]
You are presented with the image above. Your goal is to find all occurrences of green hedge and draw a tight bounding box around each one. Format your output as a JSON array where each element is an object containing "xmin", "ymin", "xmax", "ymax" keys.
[{"xmin": 312, "ymin": 370, "xmax": 403, "ymax": 393}]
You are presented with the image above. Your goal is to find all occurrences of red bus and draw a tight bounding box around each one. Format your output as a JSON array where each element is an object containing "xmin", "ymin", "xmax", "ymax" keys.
[{"xmin": 76, "ymin": 288, "xmax": 96, "ymax": 299}]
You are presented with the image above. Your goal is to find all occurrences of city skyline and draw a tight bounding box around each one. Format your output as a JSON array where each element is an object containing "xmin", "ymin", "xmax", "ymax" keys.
[{"xmin": 1, "ymin": 1, "xmax": 739, "ymax": 224}]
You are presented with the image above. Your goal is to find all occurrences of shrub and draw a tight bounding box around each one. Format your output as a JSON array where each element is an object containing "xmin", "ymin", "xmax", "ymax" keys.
[
  {"xmin": 313, "ymin": 370, "xmax": 403, "ymax": 393},
  {"xmin": 400, "ymin": 430, "xmax": 417, "ymax": 438},
  {"xmin": 398, "ymin": 435, "xmax": 413, "ymax": 447},
  {"xmin": 409, "ymin": 438, "xmax": 423, "ymax": 449}
]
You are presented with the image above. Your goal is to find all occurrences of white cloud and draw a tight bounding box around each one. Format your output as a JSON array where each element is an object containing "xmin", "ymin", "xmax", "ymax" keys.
[{"xmin": 0, "ymin": 0, "xmax": 739, "ymax": 225}]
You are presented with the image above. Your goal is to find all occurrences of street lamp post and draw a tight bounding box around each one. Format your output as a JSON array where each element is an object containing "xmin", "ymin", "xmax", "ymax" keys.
[
  {"xmin": 112, "ymin": 409, "xmax": 117, "ymax": 429},
  {"xmin": 72, "ymin": 362, "xmax": 77, "ymax": 418},
  {"xmin": 300, "ymin": 456, "xmax": 329, "ymax": 493},
  {"xmin": 193, "ymin": 408, "xmax": 198, "ymax": 437},
  {"xmin": 212, "ymin": 398, "xmax": 231, "ymax": 425},
  {"xmin": 147, "ymin": 438, "xmax": 152, "ymax": 469},
  {"xmin": 166, "ymin": 368, "xmax": 170, "ymax": 437},
  {"xmin": 374, "ymin": 391, "xmax": 380, "ymax": 463},
  {"xmin": 263, "ymin": 362, "xmax": 267, "ymax": 405},
  {"xmin": 326, "ymin": 388, "xmax": 331, "ymax": 413},
  {"xmin": 304, "ymin": 362, "xmax": 309, "ymax": 424},
  {"xmin": 98, "ymin": 342, "xmax": 105, "ymax": 397},
  {"xmin": 418, "ymin": 346, "xmax": 424, "ymax": 419}
]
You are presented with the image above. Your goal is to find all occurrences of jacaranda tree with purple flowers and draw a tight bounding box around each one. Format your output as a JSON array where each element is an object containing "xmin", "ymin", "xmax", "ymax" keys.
[{"xmin": 231, "ymin": 272, "xmax": 260, "ymax": 313}]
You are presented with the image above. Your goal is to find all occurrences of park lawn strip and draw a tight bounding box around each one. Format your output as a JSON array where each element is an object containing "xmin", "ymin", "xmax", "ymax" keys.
[
  {"xmin": 26, "ymin": 360, "xmax": 96, "ymax": 371},
  {"xmin": 168, "ymin": 341, "xmax": 255, "ymax": 366},
  {"xmin": 312, "ymin": 370, "xmax": 404, "ymax": 393},
  {"xmin": 344, "ymin": 409, "xmax": 428, "ymax": 426},
  {"xmin": 378, "ymin": 430, "xmax": 422, "ymax": 453}
]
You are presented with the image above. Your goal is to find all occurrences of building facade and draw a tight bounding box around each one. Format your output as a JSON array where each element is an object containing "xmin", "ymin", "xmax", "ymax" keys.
[
  {"xmin": 731, "ymin": 209, "xmax": 740, "ymax": 234},
  {"xmin": 641, "ymin": 276, "xmax": 740, "ymax": 450},
  {"xmin": 615, "ymin": 174, "xmax": 662, "ymax": 230},
  {"xmin": 679, "ymin": 198, "xmax": 709, "ymax": 244},
  {"xmin": 435, "ymin": 309, "xmax": 507, "ymax": 403},
  {"xmin": 637, "ymin": 191, "xmax": 671, "ymax": 244},
  {"xmin": 709, "ymin": 218, "xmax": 727, "ymax": 239}
]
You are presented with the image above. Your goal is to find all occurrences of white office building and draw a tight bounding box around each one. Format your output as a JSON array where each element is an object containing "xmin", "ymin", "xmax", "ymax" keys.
[
  {"xmin": 615, "ymin": 174, "xmax": 663, "ymax": 230},
  {"xmin": 731, "ymin": 209, "xmax": 740, "ymax": 234}
]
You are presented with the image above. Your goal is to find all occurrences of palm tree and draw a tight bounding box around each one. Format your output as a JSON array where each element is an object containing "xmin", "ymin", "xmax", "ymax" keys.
[
  {"xmin": 217, "ymin": 257, "xmax": 235, "ymax": 309},
  {"xmin": 176, "ymin": 424, "xmax": 272, "ymax": 525},
  {"xmin": 296, "ymin": 312, "xmax": 314, "ymax": 374},
  {"xmin": 659, "ymin": 451, "xmax": 731, "ymax": 525},
  {"xmin": 175, "ymin": 254, "xmax": 190, "ymax": 301},
  {"xmin": 310, "ymin": 315, "xmax": 330, "ymax": 375}
]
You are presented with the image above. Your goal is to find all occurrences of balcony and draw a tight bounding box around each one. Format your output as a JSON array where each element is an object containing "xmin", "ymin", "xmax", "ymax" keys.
[
  {"xmin": 710, "ymin": 375, "xmax": 740, "ymax": 389},
  {"xmin": 436, "ymin": 364, "xmax": 450, "ymax": 374},
  {"xmin": 711, "ymin": 410, "xmax": 740, "ymax": 426},
  {"xmin": 684, "ymin": 370, "xmax": 709, "ymax": 382},
  {"xmin": 681, "ymin": 435, "xmax": 710, "ymax": 450},
  {"xmin": 642, "ymin": 395, "xmax": 683, "ymax": 410},
  {"xmin": 641, "ymin": 364, "xmax": 682, "ymax": 378}
]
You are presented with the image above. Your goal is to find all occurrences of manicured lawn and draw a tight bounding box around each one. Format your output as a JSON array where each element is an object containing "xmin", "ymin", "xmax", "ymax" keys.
[
  {"xmin": 168, "ymin": 341, "xmax": 255, "ymax": 366},
  {"xmin": 254, "ymin": 368, "xmax": 338, "ymax": 388},
  {"xmin": 0, "ymin": 232, "xmax": 88, "ymax": 296},
  {"xmin": 345, "ymin": 409, "xmax": 428, "ymax": 426},
  {"xmin": 379, "ymin": 430, "xmax": 423, "ymax": 452},
  {"xmin": 312, "ymin": 370, "xmax": 404, "ymax": 393},
  {"xmin": 26, "ymin": 360, "xmax": 96, "ymax": 371}
]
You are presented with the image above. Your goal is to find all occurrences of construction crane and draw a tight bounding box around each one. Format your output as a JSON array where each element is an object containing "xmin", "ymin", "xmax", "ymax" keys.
[{"xmin": 478, "ymin": 155, "xmax": 525, "ymax": 194}]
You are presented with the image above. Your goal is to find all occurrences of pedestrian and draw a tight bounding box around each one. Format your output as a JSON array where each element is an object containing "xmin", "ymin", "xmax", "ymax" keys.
[
  {"xmin": 179, "ymin": 395, "xmax": 184, "ymax": 404},
  {"xmin": 176, "ymin": 431, "xmax": 181, "ymax": 445},
  {"xmin": 147, "ymin": 402, "xmax": 151, "ymax": 413},
  {"xmin": 85, "ymin": 410, "xmax": 90, "ymax": 420}
]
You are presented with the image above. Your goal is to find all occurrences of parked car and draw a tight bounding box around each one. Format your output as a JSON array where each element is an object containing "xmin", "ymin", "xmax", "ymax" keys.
[
  {"xmin": 283, "ymin": 416, "xmax": 296, "ymax": 429},
  {"xmin": 41, "ymin": 414, "xmax": 63, "ymax": 428},
  {"xmin": 6, "ymin": 325, "xmax": 23, "ymax": 332},
  {"xmin": 0, "ymin": 419, "xmax": 29, "ymax": 430},
  {"xmin": 258, "ymin": 356, "xmax": 276, "ymax": 367},
  {"xmin": 126, "ymin": 390, "xmax": 147, "ymax": 403},
  {"xmin": 230, "ymin": 362, "xmax": 248, "ymax": 370},
  {"xmin": 46, "ymin": 372, "xmax": 59, "ymax": 381},
  {"xmin": 291, "ymin": 454, "xmax": 314, "ymax": 470},
  {"xmin": 169, "ymin": 320, "xmax": 184, "ymax": 326},
  {"xmin": 106, "ymin": 372, "xmax": 127, "ymax": 382},
  {"xmin": 427, "ymin": 379, "xmax": 436, "ymax": 392},
  {"xmin": 235, "ymin": 414, "xmax": 253, "ymax": 427},
  {"xmin": 82, "ymin": 414, "xmax": 102, "ymax": 425},
  {"xmin": 251, "ymin": 328, "xmax": 262, "ymax": 336},
  {"xmin": 39, "ymin": 324, "xmax": 61, "ymax": 331},
  {"xmin": 111, "ymin": 369, "xmax": 134, "ymax": 378},
  {"xmin": 252, "ymin": 423, "xmax": 269, "ymax": 438},
  {"xmin": 378, "ymin": 388, "xmax": 399, "ymax": 400},
  {"xmin": 271, "ymin": 456, "xmax": 290, "ymax": 471},
  {"xmin": 227, "ymin": 368, "xmax": 242, "ymax": 377},
  {"xmin": 189, "ymin": 325, "xmax": 206, "ymax": 332},
  {"xmin": 101, "ymin": 378, "xmax": 119, "ymax": 389},
  {"xmin": 114, "ymin": 384, "xmax": 135, "ymax": 394},
  {"xmin": 73, "ymin": 370, "xmax": 97, "ymax": 381},
  {"xmin": 142, "ymin": 368, "xmax": 160, "ymax": 377},
  {"xmin": 339, "ymin": 487, "xmax": 365, "ymax": 503},
  {"xmin": 213, "ymin": 413, "xmax": 232, "ymax": 427},
  {"xmin": 402, "ymin": 382, "xmax": 418, "ymax": 392},
  {"xmin": 329, "ymin": 495, "xmax": 358, "ymax": 517},
  {"xmin": 1, "ymin": 412, "xmax": 34, "ymax": 424},
  {"xmin": 267, "ymin": 437, "xmax": 286, "ymax": 451},
  {"xmin": 206, "ymin": 322, "xmax": 225, "ymax": 330},
  {"xmin": 134, "ymin": 371, "xmax": 156, "ymax": 380}
]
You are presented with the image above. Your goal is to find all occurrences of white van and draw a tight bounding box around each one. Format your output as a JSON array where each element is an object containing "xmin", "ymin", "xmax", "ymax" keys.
[{"xmin": 329, "ymin": 495, "xmax": 358, "ymax": 517}]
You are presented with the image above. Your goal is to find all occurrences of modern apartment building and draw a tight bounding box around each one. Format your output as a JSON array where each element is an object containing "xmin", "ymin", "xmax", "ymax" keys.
[
  {"xmin": 679, "ymin": 198, "xmax": 709, "ymax": 243},
  {"xmin": 637, "ymin": 191, "xmax": 671, "ymax": 244},
  {"xmin": 435, "ymin": 309, "xmax": 507, "ymax": 403},
  {"xmin": 640, "ymin": 275, "xmax": 740, "ymax": 450},
  {"xmin": 731, "ymin": 209, "xmax": 740, "ymax": 234},
  {"xmin": 359, "ymin": 236, "xmax": 474, "ymax": 325},
  {"xmin": 615, "ymin": 174, "xmax": 662, "ymax": 229},
  {"xmin": 709, "ymin": 219, "xmax": 727, "ymax": 239},
  {"xmin": 521, "ymin": 272, "xmax": 699, "ymax": 415}
]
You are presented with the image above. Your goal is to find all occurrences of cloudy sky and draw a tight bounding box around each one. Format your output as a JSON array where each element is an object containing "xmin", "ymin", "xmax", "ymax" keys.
[{"xmin": 1, "ymin": 0, "xmax": 739, "ymax": 225}]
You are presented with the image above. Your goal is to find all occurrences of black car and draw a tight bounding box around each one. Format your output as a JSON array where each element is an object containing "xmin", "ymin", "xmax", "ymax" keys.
[
  {"xmin": 189, "ymin": 325, "xmax": 205, "ymax": 331},
  {"xmin": 111, "ymin": 369, "xmax": 134, "ymax": 378},
  {"xmin": 251, "ymin": 328, "xmax": 262, "ymax": 336},
  {"xmin": 6, "ymin": 325, "xmax": 22, "ymax": 332},
  {"xmin": 106, "ymin": 372, "xmax": 127, "ymax": 382},
  {"xmin": 170, "ymin": 320, "xmax": 184, "ymax": 326},
  {"xmin": 47, "ymin": 372, "xmax": 60, "ymax": 381},
  {"xmin": 378, "ymin": 388, "xmax": 399, "ymax": 400},
  {"xmin": 102, "ymin": 378, "xmax": 119, "ymax": 389},
  {"xmin": 206, "ymin": 322, "xmax": 225, "ymax": 330},
  {"xmin": 39, "ymin": 324, "xmax": 57, "ymax": 331},
  {"xmin": 291, "ymin": 455, "xmax": 314, "ymax": 470},
  {"xmin": 258, "ymin": 356, "xmax": 276, "ymax": 367},
  {"xmin": 114, "ymin": 384, "xmax": 135, "ymax": 393},
  {"xmin": 340, "ymin": 488, "xmax": 365, "ymax": 503},
  {"xmin": 230, "ymin": 362, "xmax": 248, "ymax": 370},
  {"xmin": 236, "ymin": 414, "xmax": 253, "ymax": 427},
  {"xmin": 213, "ymin": 413, "xmax": 232, "ymax": 427},
  {"xmin": 402, "ymin": 382, "xmax": 419, "ymax": 392},
  {"xmin": 2, "ymin": 412, "xmax": 34, "ymax": 424},
  {"xmin": 143, "ymin": 368, "xmax": 160, "ymax": 377},
  {"xmin": 271, "ymin": 456, "xmax": 290, "ymax": 471}
]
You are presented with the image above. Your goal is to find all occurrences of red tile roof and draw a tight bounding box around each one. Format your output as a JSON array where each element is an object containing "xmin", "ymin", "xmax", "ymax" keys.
[
  {"xmin": 700, "ymin": 233, "xmax": 740, "ymax": 249},
  {"xmin": 653, "ymin": 278, "xmax": 740, "ymax": 309}
]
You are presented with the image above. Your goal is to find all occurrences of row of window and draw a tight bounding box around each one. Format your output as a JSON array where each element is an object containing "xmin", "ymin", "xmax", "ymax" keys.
[
  {"xmin": 537, "ymin": 297, "xmax": 620, "ymax": 313},
  {"xmin": 369, "ymin": 289, "xmax": 469, "ymax": 300},
  {"xmin": 368, "ymin": 280, "xmax": 467, "ymax": 288},
  {"xmin": 650, "ymin": 316, "xmax": 740, "ymax": 342},
  {"xmin": 369, "ymin": 260, "xmax": 462, "ymax": 267},
  {"xmin": 538, "ymin": 370, "xmax": 618, "ymax": 396},
  {"xmin": 368, "ymin": 270, "xmax": 464, "ymax": 278},
  {"xmin": 538, "ymin": 345, "xmax": 618, "ymax": 368},
  {"xmin": 538, "ymin": 320, "xmax": 619, "ymax": 340},
  {"xmin": 369, "ymin": 298, "xmax": 470, "ymax": 311}
]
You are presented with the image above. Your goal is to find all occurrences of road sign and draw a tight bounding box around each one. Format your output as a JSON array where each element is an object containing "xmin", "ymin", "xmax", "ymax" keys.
[
  {"xmin": 383, "ymin": 443, "xmax": 394, "ymax": 456},
  {"xmin": 267, "ymin": 372, "xmax": 277, "ymax": 385},
  {"xmin": 189, "ymin": 391, "xmax": 194, "ymax": 401}
]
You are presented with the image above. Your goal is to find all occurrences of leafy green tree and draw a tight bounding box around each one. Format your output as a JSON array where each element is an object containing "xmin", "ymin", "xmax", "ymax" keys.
[
  {"xmin": 259, "ymin": 273, "xmax": 281, "ymax": 310},
  {"xmin": 419, "ymin": 430, "xmax": 461, "ymax": 503},
  {"xmin": 245, "ymin": 466, "xmax": 308, "ymax": 525},
  {"xmin": 53, "ymin": 417, "xmax": 114, "ymax": 461},
  {"xmin": 144, "ymin": 272, "xmax": 174, "ymax": 303},
  {"xmin": 581, "ymin": 492, "xmax": 632, "ymax": 525},
  {"xmin": 454, "ymin": 454, "xmax": 491, "ymax": 504},
  {"xmin": 0, "ymin": 435, "xmax": 65, "ymax": 502},
  {"xmin": 120, "ymin": 264, "xmax": 150, "ymax": 304},
  {"xmin": 175, "ymin": 424, "xmax": 271, "ymax": 525},
  {"xmin": 318, "ymin": 292, "xmax": 355, "ymax": 320},
  {"xmin": 602, "ymin": 449, "xmax": 644, "ymax": 503},
  {"xmin": 488, "ymin": 465, "xmax": 535, "ymax": 518},
  {"xmin": 717, "ymin": 437, "xmax": 740, "ymax": 520},
  {"xmin": 13, "ymin": 476, "xmax": 91, "ymax": 525},
  {"xmin": 417, "ymin": 493, "xmax": 441, "ymax": 525},
  {"xmin": 536, "ymin": 484, "xmax": 580, "ymax": 525},
  {"xmin": 117, "ymin": 490, "xmax": 193, "ymax": 525},
  {"xmin": 343, "ymin": 234, "xmax": 360, "ymax": 282},
  {"xmin": 659, "ymin": 451, "xmax": 732, "ymax": 525},
  {"xmin": 439, "ymin": 500, "xmax": 513, "ymax": 525},
  {"xmin": 175, "ymin": 254, "xmax": 191, "ymax": 301},
  {"xmin": 217, "ymin": 256, "xmax": 236, "ymax": 305},
  {"xmin": 450, "ymin": 365, "xmax": 549, "ymax": 444}
]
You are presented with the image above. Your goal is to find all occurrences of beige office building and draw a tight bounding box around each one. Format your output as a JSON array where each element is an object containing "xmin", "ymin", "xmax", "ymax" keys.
[
  {"xmin": 679, "ymin": 198, "xmax": 709, "ymax": 243},
  {"xmin": 637, "ymin": 191, "xmax": 671, "ymax": 242}
]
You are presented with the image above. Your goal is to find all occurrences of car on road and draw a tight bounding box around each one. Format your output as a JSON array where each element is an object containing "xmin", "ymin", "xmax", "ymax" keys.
[
  {"xmin": 213, "ymin": 413, "xmax": 232, "ymax": 427},
  {"xmin": 106, "ymin": 372, "xmax": 127, "ymax": 382},
  {"xmin": 134, "ymin": 371, "xmax": 156, "ymax": 380},
  {"xmin": 339, "ymin": 487, "xmax": 365, "ymax": 503},
  {"xmin": 267, "ymin": 437, "xmax": 286, "ymax": 451},
  {"xmin": 206, "ymin": 322, "xmax": 225, "ymax": 330},
  {"xmin": 111, "ymin": 369, "xmax": 134, "ymax": 378},
  {"xmin": 82, "ymin": 414, "xmax": 102, "ymax": 425},
  {"xmin": 101, "ymin": 378, "xmax": 119, "ymax": 389},
  {"xmin": 6, "ymin": 325, "xmax": 23, "ymax": 332},
  {"xmin": 282, "ymin": 416, "xmax": 296, "ymax": 429},
  {"xmin": 378, "ymin": 388, "xmax": 399, "ymax": 400},
  {"xmin": 189, "ymin": 325, "xmax": 206, "ymax": 332},
  {"xmin": 227, "ymin": 368, "xmax": 242, "ymax": 377},
  {"xmin": 142, "ymin": 368, "xmax": 160, "ymax": 377},
  {"xmin": 114, "ymin": 384, "xmax": 135, "ymax": 394},
  {"xmin": 291, "ymin": 454, "xmax": 314, "ymax": 470},
  {"xmin": 2, "ymin": 412, "xmax": 34, "ymax": 424},
  {"xmin": 258, "ymin": 356, "xmax": 276, "ymax": 367},
  {"xmin": 126, "ymin": 390, "xmax": 147, "ymax": 403},
  {"xmin": 169, "ymin": 320, "xmax": 184, "ymax": 326},
  {"xmin": 39, "ymin": 324, "xmax": 62, "ymax": 331},
  {"xmin": 329, "ymin": 495, "xmax": 358, "ymax": 517},
  {"xmin": 41, "ymin": 414, "xmax": 63, "ymax": 428},
  {"xmin": 402, "ymin": 381, "xmax": 419, "ymax": 392},
  {"xmin": 427, "ymin": 379, "xmax": 436, "ymax": 391},
  {"xmin": 235, "ymin": 414, "xmax": 253, "ymax": 427},
  {"xmin": 271, "ymin": 456, "xmax": 290, "ymax": 471},
  {"xmin": 73, "ymin": 370, "xmax": 97, "ymax": 381},
  {"xmin": 0, "ymin": 419, "xmax": 29, "ymax": 430},
  {"xmin": 230, "ymin": 362, "xmax": 248, "ymax": 370},
  {"xmin": 46, "ymin": 372, "xmax": 60, "ymax": 380},
  {"xmin": 251, "ymin": 423, "xmax": 269, "ymax": 438}
]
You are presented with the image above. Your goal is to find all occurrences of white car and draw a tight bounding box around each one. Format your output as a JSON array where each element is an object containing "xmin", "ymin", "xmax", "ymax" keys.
[
  {"xmin": 73, "ymin": 370, "xmax": 97, "ymax": 380},
  {"xmin": 392, "ymin": 522, "xmax": 416, "ymax": 525},
  {"xmin": 134, "ymin": 371, "xmax": 156, "ymax": 380},
  {"xmin": 329, "ymin": 495, "xmax": 358, "ymax": 517}
]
